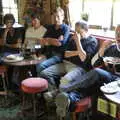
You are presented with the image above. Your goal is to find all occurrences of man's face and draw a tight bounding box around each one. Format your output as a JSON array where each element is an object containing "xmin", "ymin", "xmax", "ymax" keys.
[
  {"xmin": 54, "ymin": 11, "xmax": 64, "ymax": 25},
  {"xmin": 115, "ymin": 26, "xmax": 120, "ymax": 44},
  {"xmin": 75, "ymin": 25, "xmax": 85, "ymax": 37},
  {"xmin": 32, "ymin": 18, "xmax": 40, "ymax": 28},
  {"xmin": 5, "ymin": 20, "xmax": 14, "ymax": 28},
  {"xmin": 115, "ymin": 26, "xmax": 120, "ymax": 52}
]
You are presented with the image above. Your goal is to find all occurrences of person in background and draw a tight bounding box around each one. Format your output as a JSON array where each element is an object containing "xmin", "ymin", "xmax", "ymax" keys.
[
  {"xmin": 0, "ymin": 13, "xmax": 23, "ymax": 56},
  {"xmin": 55, "ymin": 24, "xmax": 120, "ymax": 118},
  {"xmin": 24, "ymin": 14, "xmax": 47, "ymax": 50},
  {"xmin": 40, "ymin": 21, "xmax": 98, "ymax": 99},
  {"xmin": 0, "ymin": 13, "xmax": 24, "ymax": 90},
  {"xmin": 36, "ymin": 7, "xmax": 70, "ymax": 76}
]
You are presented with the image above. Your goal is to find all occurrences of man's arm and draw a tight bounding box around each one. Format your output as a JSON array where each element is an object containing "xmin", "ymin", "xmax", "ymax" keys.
[
  {"xmin": 72, "ymin": 33, "xmax": 87, "ymax": 61},
  {"xmin": 39, "ymin": 38, "xmax": 61, "ymax": 46},
  {"xmin": 98, "ymin": 40, "xmax": 113, "ymax": 57},
  {"xmin": 92, "ymin": 40, "xmax": 113, "ymax": 66},
  {"xmin": 64, "ymin": 50, "xmax": 80, "ymax": 58},
  {"xmin": 59, "ymin": 24, "xmax": 70, "ymax": 45}
]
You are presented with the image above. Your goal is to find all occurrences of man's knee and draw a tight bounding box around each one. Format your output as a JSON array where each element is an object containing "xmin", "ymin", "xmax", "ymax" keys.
[
  {"xmin": 60, "ymin": 77, "xmax": 72, "ymax": 86},
  {"xmin": 36, "ymin": 63, "xmax": 46, "ymax": 76},
  {"xmin": 39, "ymin": 70, "xmax": 47, "ymax": 78}
]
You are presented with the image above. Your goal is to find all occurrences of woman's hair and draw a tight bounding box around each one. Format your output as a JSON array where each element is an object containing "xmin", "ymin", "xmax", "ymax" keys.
[
  {"xmin": 75, "ymin": 20, "xmax": 89, "ymax": 31},
  {"xmin": 3, "ymin": 13, "xmax": 15, "ymax": 24},
  {"xmin": 31, "ymin": 14, "xmax": 41, "ymax": 21}
]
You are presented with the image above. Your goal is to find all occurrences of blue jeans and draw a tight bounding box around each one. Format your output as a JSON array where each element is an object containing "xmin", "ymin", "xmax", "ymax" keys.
[
  {"xmin": 60, "ymin": 68, "xmax": 118, "ymax": 92},
  {"xmin": 62, "ymin": 68, "xmax": 119, "ymax": 111},
  {"xmin": 36, "ymin": 56, "xmax": 62, "ymax": 77}
]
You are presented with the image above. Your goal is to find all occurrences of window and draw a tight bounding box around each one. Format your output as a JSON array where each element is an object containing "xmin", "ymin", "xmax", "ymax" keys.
[
  {"xmin": 69, "ymin": 0, "xmax": 120, "ymax": 30},
  {"xmin": 84, "ymin": 0, "xmax": 112, "ymax": 29},
  {"xmin": 113, "ymin": 0, "xmax": 120, "ymax": 27},
  {"xmin": 2, "ymin": 0, "xmax": 18, "ymax": 22},
  {"xmin": 68, "ymin": 0, "xmax": 82, "ymax": 29}
]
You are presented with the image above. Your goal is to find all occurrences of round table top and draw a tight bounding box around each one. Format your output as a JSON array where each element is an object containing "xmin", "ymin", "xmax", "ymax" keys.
[
  {"xmin": 3, "ymin": 55, "xmax": 46, "ymax": 66},
  {"xmin": 104, "ymin": 92, "xmax": 120, "ymax": 104},
  {"xmin": 103, "ymin": 81, "xmax": 120, "ymax": 104}
]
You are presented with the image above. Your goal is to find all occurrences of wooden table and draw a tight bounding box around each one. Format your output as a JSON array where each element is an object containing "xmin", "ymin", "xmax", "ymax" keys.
[
  {"xmin": 103, "ymin": 81, "xmax": 120, "ymax": 119},
  {"xmin": 104, "ymin": 81, "xmax": 120, "ymax": 104},
  {"xmin": 4, "ymin": 55, "xmax": 46, "ymax": 66},
  {"xmin": 3, "ymin": 55, "xmax": 46, "ymax": 87}
]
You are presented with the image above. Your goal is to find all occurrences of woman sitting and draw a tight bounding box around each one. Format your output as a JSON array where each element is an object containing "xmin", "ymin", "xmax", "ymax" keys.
[
  {"xmin": 0, "ymin": 13, "xmax": 23, "ymax": 55},
  {"xmin": 24, "ymin": 14, "xmax": 47, "ymax": 50}
]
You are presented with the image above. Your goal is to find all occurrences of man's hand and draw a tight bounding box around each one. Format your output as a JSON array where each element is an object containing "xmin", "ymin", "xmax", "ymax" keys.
[
  {"xmin": 40, "ymin": 38, "xmax": 49, "ymax": 46},
  {"xmin": 58, "ymin": 35, "xmax": 64, "ymax": 41},
  {"xmin": 99, "ymin": 40, "xmax": 113, "ymax": 57},
  {"xmin": 72, "ymin": 32, "xmax": 81, "ymax": 42},
  {"xmin": 48, "ymin": 38, "xmax": 61, "ymax": 46},
  {"xmin": 101, "ymin": 40, "xmax": 113, "ymax": 49},
  {"xmin": 39, "ymin": 38, "xmax": 61, "ymax": 46}
]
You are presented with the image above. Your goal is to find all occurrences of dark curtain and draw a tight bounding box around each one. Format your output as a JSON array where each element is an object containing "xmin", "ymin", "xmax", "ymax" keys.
[
  {"xmin": 60, "ymin": 0, "xmax": 71, "ymax": 26},
  {"xmin": 0, "ymin": 0, "xmax": 3, "ymax": 25}
]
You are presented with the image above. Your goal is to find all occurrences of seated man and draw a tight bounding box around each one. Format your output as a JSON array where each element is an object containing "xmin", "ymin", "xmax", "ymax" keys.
[
  {"xmin": 55, "ymin": 24, "xmax": 120, "ymax": 117},
  {"xmin": 40, "ymin": 21, "xmax": 98, "ymax": 94},
  {"xmin": 36, "ymin": 7, "xmax": 70, "ymax": 75}
]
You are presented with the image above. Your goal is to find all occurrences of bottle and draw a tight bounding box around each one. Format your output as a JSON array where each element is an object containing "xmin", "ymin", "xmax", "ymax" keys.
[{"xmin": 27, "ymin": 71, "xmax": 32, "ymax": 77}]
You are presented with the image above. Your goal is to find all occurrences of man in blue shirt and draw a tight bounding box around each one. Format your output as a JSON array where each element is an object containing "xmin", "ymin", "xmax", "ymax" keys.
[
  {"xmin": 55, "ymin": 24, "xmax": 120, "ymax": 118},
  {"xmin": 36, "ymin": 7, "xmax": 70, "ymax": 76}
]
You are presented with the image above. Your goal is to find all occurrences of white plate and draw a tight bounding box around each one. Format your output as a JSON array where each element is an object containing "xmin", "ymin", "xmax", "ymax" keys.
[
  {"xmin": 3, "ymin": 54, "xmax": 24, "ymax": 63},
  {"xmin": 117, "ymin": 80, "xmax": 120, "ymax": 87},
  {"xmin": 103, "ymin": 57, "xmax": 120, "ymax": 64},
  {"xmin": 100, "ymin": 82, "xmax": 119, "ymax": 94}
]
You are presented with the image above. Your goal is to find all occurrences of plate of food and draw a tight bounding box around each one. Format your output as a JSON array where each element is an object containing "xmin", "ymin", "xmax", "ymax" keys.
[
  {"xmin": 103, "ymin": 57, "xmax": 120, "ymax": 64},
  {"xmin": 3, "ymin": 54, "xmax": 24, "ymax": 63},
  {"xmin": 100, "ymin": 82, "xmax": 118, "ymax": 94}
]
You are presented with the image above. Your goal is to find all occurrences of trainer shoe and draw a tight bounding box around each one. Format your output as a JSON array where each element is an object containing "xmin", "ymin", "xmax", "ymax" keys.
[
  {"xmin": 44, "ymin": 89, "xmax": 59, "ymax": 102},
  {"xmin": 55, "ymin": 92, "xmax": 70, "ymax": 117}
]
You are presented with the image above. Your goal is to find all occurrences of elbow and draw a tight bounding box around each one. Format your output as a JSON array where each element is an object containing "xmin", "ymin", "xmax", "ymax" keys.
[
  {"xmin": 81, "ymin": 56, "xmax": 86, "ymax": 62},
  {"xmin": 80, "ymin": 53, "xmax": 87, "ymax": 62}
]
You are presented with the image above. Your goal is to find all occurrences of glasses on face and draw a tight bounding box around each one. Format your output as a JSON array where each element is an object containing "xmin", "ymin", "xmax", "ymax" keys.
[
  {"xmin": 116, "ymin": 31, "xmax": 120, "ymax": 38},
  {"xmin": 5, "ymin": 20, "xmax": 14, "ymax": 25}
]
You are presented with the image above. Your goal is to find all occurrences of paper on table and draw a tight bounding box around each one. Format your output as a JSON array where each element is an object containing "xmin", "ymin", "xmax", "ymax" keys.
[{"xmin": 97, "ymin": 97, "xmax": 117, "ymax": 118}]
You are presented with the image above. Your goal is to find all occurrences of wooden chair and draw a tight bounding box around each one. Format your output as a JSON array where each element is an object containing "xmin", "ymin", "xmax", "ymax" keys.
[
  {"xmin": 0, "ymin": 65, "xmax": 8, "ymax": 100},
  {"xmin": 72, "ymin": 97, "xmax": 92, "ymax": 120}
]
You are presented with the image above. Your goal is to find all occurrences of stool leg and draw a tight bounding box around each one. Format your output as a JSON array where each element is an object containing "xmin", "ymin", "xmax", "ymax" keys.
[
  {"xmin": 32, "ymin": 94, "xmax": 37, "ymax": 120},
  {"xmin": 5, "ymin": 72, "xmax": 9, "ymax": 88},
  {"xmin": 1, "ymin": 73, "xmax": 8, "ymax": 100},
  {"xmin": 22, "ymin": 92, "xmax": 25, "ymax": 109},
  {"xmin": 78, "ymin": 112, "xmax": 84, "ymax": 120},
  {"xmin": 72, "ymin": 112, "xmax": 76, "ymax": 120}
]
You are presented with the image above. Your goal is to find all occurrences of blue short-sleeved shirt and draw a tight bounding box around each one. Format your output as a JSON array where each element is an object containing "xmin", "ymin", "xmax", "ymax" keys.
[{"xmin": 65, "ymin": 35, "xmax": 98, "ymax": 71}]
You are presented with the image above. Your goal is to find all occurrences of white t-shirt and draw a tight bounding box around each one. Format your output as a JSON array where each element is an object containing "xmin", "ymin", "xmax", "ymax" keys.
[{"xmin": 25, "ymin": 25, "xmax": 47, "ymax": 49}]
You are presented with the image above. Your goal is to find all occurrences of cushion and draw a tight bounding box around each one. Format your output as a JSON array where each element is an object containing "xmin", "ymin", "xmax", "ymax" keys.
[
  {"xmin": 21, "ymin": 77, "xmax": 48, "ymax": 93},
  {"xmin": 74, "ymin": 97, "xmax": 91, "ymax": 112},
  {"xmin": 0, "ymin": 66, "xmax": 7, "ymax": 74}
]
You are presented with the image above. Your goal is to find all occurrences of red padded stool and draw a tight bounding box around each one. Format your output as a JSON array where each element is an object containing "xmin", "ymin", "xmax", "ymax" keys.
[
  {"xmin": 21, "ymin": 77, "xmax": 48, "ymax": 119},
  {"xmin": 0, "ymin": 65, "xmax": 8, "ymax": 100},
  {"xmin": 72, "ymin": 97, "xmax": 92, "ymax": 120}
]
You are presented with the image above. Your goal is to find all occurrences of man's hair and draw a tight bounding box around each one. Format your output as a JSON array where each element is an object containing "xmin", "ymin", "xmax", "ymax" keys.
[
  {"xmin": 75, "ymin": 20, "xmax": 89, "ymax": 31},
  {"xmin": 117, "ymin": 24, "xmax": 120, "ymax": 28},
  {"xmin": 54, "ymin": 7, "xmax": 64, "ymax": 16},
  {"xmin": 3, "ymin": 13, "xmax": 15, "ymax": 24}
]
